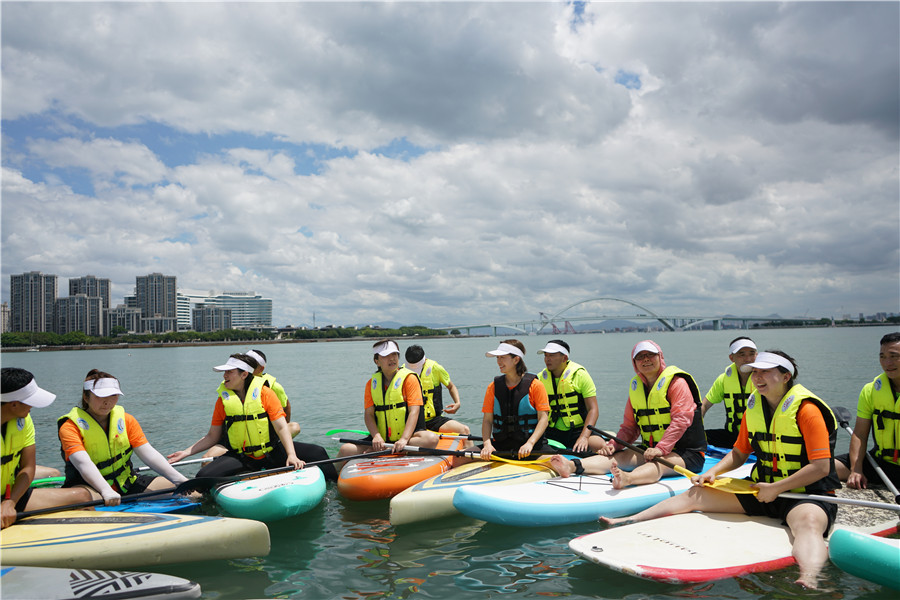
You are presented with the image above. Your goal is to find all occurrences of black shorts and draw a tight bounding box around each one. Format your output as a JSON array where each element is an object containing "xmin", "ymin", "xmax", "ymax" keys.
[
  {"xmin": 13, "ymin": 487, "xmax": 34, "ymax": 512},
  {"xmin": 123, "ymin": 473, "xmax": 157, "ymax": 495},
  {"xmin": 737, "ymin": 490, "xmax": 838, "ymax": 533},
  {"xmin": 705, "ymin": 428, "xmax": 740, "ymax": 450},
  {"xmin": 673, "ymin": 448, "xmax": 707, "ymax": 474},
  {"xmin": 546, "ymin": 427, "xmax": 601, "ymax": 449},
  {"xmin": 425, "ymin": 415, "xmax": 453, "ymax": 431},
  {"xmin": 835, "ymin": 451, "xmax": 900, "ymax": 489}
]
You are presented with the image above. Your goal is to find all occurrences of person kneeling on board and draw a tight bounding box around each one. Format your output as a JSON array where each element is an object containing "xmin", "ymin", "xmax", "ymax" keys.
[
  {"xmin": 550, "ymin": 340, "xmax": 706, "ymax": 488},
  {"xmin": 58, "ymin": 370, "xmax": 190, "ymax": 506},
  {"xmin": 169, "ymin": 353, "xmax": 336, "ymax": 481},
  {"xmin": 2, "ymin": 368, "xmax": 91, "ymax": 528},
  {"xmin": 601, "ymin": 351, "xmax": 840, "ymax": 590}
]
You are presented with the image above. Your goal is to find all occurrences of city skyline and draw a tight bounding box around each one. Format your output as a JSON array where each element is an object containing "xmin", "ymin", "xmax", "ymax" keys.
[{"xmin": 2, "ymin": 3, "xmax": 898, "ymax": 327}]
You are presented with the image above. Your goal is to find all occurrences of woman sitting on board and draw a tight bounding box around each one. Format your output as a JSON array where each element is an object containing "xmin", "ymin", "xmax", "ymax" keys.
[
  {"xmin": 481, "ymin": 339, "xmax": 554, "ymax": 460},
  {"xmin": 58, "ymin": 370, "xmax": 189, "ymax": 506},
  {"xmin": 550, "ymin": 340, "xmax": 707, "ymax": 487},
  {"xmin": 168, "ymin": 353, "xmax": 337, "ymax": 481},
  {"xmin": 2, "ymin": 367, "xmax": 91, "ymax": 528},
  {"xmin": 337, "ymin": 340, "xmax": 439, "ymax": 463},
  {"xmin": 601, "ymin": 351, "xmax": 840, "ymax": 590}
]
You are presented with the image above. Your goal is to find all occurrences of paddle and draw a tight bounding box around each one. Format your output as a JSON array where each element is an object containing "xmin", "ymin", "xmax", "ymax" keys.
[
  {"xmin": 778, "ymin": 491, "xmax": 900, "ymax": 513},
  {"xmin": 436, "ymin": 432, "xmax": 568, "ymax": 450},
  {"xmin": 16, "ymin": 484, "xmax": 192, "ymax": 520},
  {"xmin": 834, "ymin": 405, "xmax": 900, "ymax": 503},
  {"xmin": 136, "ymin": 457, "xmax": 213, "ymax": 473},
  {"xmin": 325, "ymin": 428, "xmax": 368, "ymax": 436},
  {"xmin": 336, "ymin": 438, "xmax": 578, "ymax": 464},
  {"xmin": 587, "ymin": 425, "xmax": 757, "ymax": 493}
]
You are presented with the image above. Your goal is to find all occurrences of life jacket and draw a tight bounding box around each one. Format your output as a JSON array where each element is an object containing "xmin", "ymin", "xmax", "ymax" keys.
[
  {"xmin": 744, "ymin": 384, "xmax": 839, "ymax": 493},
  {"xmin": 716, "ymin": 363, "xmax": 755, "ymax": 434},
  {"xmin": 628, "ymin": 366, "xmax": 707, "ymax": 454},
  {"xmin": 866, "ymin": 373, "xmax": 900, "ymax": 465},
  {"xmin": 492, "ymin": 373, "xmax": 545, "ymax": 446},
  {"xmin": 261, "ymin": 373, "xmax": 289, "ymax": 409},
  {"xmin": 1, "ymin": 416, "xmax": 32, "ymax": 494},
  {"xmin": 371, "ymin": 367, "xmax": 418, "ymax": 442},
  {"xmin": 417, "ymin": 359, "xmax": 444, "ymax": 421},
  {"xmin": 539, "ymin": 361, "xmax": 587, "ymax": 431},
  {"xmin": 58, "ymin": 406, "xmax": 137, "ymax": 493},
  {"xmin": 220, "ymin": 377, "xmax": 274, "ymax": 458}
]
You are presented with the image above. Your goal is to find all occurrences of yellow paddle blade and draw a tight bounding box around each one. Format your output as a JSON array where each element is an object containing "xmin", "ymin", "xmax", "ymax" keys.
[
  {"xmin": 489, "ymin": 454, "xmax": 552, "ymax": 466},
  {"xmin": 673, "ymin": 465, "xmax": 758, "ymax": 494}
]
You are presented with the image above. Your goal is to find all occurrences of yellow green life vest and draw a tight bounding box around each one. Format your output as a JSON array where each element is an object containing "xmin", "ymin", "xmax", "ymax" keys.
[
  {"xmin": 628, "ymin": 366, "xmax": 706, "ymax": 452},
  {"xmin": 417, "ymin": 359, "xmax": 444, "ymax": 421},
  {"xmin": 59, "ymin": 406, "xmax": 137, "ymax": 493},
  {"xmin": 261, "ymin": 373, "xmax": 289, "ymax": 409},
  {"xmin": 219, "ymin": 377, "xmax": 273, "ymax": 458},
  {"xmin": 867, "ymin": 373, "xmax": 900, "ymax": 465},
  {"xmin": 539, "ymin": 361, "xmax": 587, "ymax": 431},
  {"xmin": 371, "ymin": 367, "xmax": 417, "ymax": 442},
  {"xmin": 719, "ymin": 363, "xmax": 755, "ymax": 434},
  {"xmin": 1, "ymin": 416, "xmax": 32, "ymax": 493},
  {"xmin": 744, "ymin": 384, "xmax": 839, "ymax": 493}
]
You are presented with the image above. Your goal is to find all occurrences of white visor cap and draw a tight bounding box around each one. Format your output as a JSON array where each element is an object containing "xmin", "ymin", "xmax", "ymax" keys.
[
  {"xmin": 729, "ymin": 339, "xmax": 757, "ymax": 354},
  {"xmin": 632, "ymin": 341, "xmax": 660, "ymax": 359},
  {"xmin": 373, "ymin": 341, "xmax": 400, "ymax": 356},
  {"xmin": 83, "ymin": 378, "xmax": 124, "ymax": 398},
  {"xmin": 245, "ymin": 350, "xmax": 266, "ymax": 368},
  {"xmin": 537, "ymin": 342, "xmax": 569, "ymax": 356},
  {"xmin": 213, "ymin": 357, "xmax": 254, "ymax": 373},
  {"xmin": 485, "ymin": 342, "xmax": 525, "ymax": 359},
  {"xmin": 739, "ymin": 352, "xmax": 795, "ymax": 376},
  {"xmin": 2, "ymin": 379, "xmax": 56, "ymax": 408}
]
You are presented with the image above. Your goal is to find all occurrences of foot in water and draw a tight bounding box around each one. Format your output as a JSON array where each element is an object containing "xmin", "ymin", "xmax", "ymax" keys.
[
  {"xmin": 610, "ymin": 460, "xmax": 632, "ymax": 489},
  {"xmin": 549, "ymin": 455, "xmax": 573, "ymax": 478},
  {"xmin": 598, "ymin": 515, "xmax": 634, "ymax": 529}
]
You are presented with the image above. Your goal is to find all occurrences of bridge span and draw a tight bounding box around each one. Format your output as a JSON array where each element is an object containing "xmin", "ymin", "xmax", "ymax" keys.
[{"xmin": 438, "ymin": 297, "xmax": 820, "ymax": 336}]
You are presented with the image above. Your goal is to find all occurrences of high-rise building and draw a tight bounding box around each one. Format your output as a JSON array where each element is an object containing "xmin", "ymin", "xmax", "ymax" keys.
[
  {"xmin": 55, "ymin": 295, "xmax": 104, "ymax": 337},
  {"xmin": 106, "ymin": 304, "xmax": 142, "ymax": 335},
  {"xmin": 134, "ymin": 273, "xmax": 177, "ymax": 333},
  {"xmin": 205, "ymin": 291, "xmax": 273, "ymax": 331},
  {"xmin": 69, "ymin": 275, "xmax": 111, "ymax": 310},
  {"xmin": 10, "ymin": 271, "xmax": 58, "ymax": 333},
  {"xmin": 0, "ymin": 302, "xmax": 9, "ymax": 333},
  {"xmin": 193, "ymin": 304, "xmax": 232, "ymax": 332}
]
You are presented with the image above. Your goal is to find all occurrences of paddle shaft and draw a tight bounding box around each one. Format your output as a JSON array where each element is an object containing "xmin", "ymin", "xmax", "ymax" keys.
[
  {"xmin": 587, "ymin": 426, "xmax": 699, "ymax": 478},
  {"xmin": 779, "ymin": 492, "xmax": 900, "ymax": 513},
  {"xmin": 338, "ymin": 437, "xmax": 590, "ymax": 458},
  {"xmin": 136, "ymin": 457, "xmax": 213, "ymax": 472},
  {"xmin": 835, "ymin": 405, "xmax": 900, "ymax": 503},
  {"xmin": 16, "ymin": 485, "xmax": 182, "ymax": 519}
]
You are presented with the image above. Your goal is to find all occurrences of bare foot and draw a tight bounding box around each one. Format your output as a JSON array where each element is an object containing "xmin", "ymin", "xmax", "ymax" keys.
[
  {"xmin": 550, "ymin": 455, "xmax": 573, "ymax": 478},
  {"xmin": 599, "ymin": 516, "xmax": 634, "ymax": 529},
  {"xmin": 610, "ymin": 460, "xmax": 632, "ymax": 489}
]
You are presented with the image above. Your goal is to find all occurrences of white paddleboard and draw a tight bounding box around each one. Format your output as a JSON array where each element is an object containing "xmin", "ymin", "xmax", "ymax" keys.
[
  {"xmin": 0, "ymin": 565, "xmax": 201, "ymax": 599},
  {"xmin": 569, "ymin": 512, "xmax": 898, "ymax": 584},
  {"xmin": 213, "ymin": 467, "xmax": 326, "ymax": 522}
]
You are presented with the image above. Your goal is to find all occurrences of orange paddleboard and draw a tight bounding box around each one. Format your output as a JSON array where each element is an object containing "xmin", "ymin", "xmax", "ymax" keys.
[{"xmin": 337, "ymin": 436, "xmax": 466, "ymax": 501}]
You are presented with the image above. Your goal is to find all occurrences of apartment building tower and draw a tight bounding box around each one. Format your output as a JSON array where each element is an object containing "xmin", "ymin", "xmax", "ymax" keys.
[{"xmin": 9, "ymin": 271, "xmax": 58, "ymax": 333}]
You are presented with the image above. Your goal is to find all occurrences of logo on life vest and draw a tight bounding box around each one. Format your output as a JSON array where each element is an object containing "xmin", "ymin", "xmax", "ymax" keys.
[
  {"xmin": 425, "ymin": 366, "xmax": 432, "ymax": 377},
  {"xmin": 252, "ymin": 388, "xmax": 259, "ymax": 400},
  {"xmin": 77, "ymin": 418, "xmax": 90, "ymax": 430},
  {"xmin": 726, "ymin": 366, "xmax": 733, "ymax": 377},
  {"xmin": 747, "ymin": 394, "xmax": 756, "ymax": 410},
  {"xmin": 16, "ymin": 418, "xmax": 25, "ymax": 431},
  {"xmin": 371, "ymin": 379, "xmax": 377, "ymax": 390},
  {"xmin": 874, "ymin": 379, "xmax": 882, "ymax": 391},
  {"xmin": 563, "ymin": 368, "xmax": 572, "ymax": 379},
  {"xmin": 117, "ymin": 418, "xmax": 125, "ymax": 434},
  {"xmin": 782, "ymin": 395, "xmax": 795, "ymax": 413},
  {"xmin": 394, "ymin": 377, "xmax": 403, "ymax": 389},
  {"xmin": 222, "ymin": 391, "xmax": 231, "ymax": 400},
  {"xmin": 657, "ymin": 377, "xmax": 667, "ymax": 390},
  {"xmin": 631, "ymin": 380, "xmax": 638, "ymax": 391}
]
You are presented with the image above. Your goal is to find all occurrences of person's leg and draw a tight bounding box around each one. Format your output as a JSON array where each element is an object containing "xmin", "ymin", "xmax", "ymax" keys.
[
  {"xmin": 601, "ymin": 485, "xmax": 745, "ymax": 527},
  {"xmin": 409, "ymin": 429, "xmax": 439, "ymax": 448},
  {"xmin": 785, "ymin": 502, "xmax": 832, "ymax": 589},
  {"xmin": 26, "ymin": 486, "xmax": 92, "ymax": 510},
  {"xmin": 288, "ymin": 422, "xmax": 302, "ymax": 437},
  {"xmin": 551, "ymin": 448, "xmax": 640, "ymax": 477},
  {"xmin": 34, "ymin": 464, "xmax": 61, "ymax": 479},
  {"xmin": 202, "ymin": 444, "xmax": 228, "ymax": 459},
  {"xmin": 438, "ymin": 419, "xmax": 471, "ymax": 435},
  {"xmin": 196, "ymin": 454, "xmax": 245, "ymax": 478}
]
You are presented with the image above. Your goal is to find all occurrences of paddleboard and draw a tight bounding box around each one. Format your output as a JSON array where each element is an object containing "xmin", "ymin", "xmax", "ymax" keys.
[
  {"xmin": 390, "ymin": 457, "xmax": 557, "ymax": 526},
  {"xmin": 213, "ymin": 467, "xmax": 326, "ymax": 522},
  {"xmin": 828, "ymin": 528, "xmax": 900, "ymax": 590},
  {"xmin": 569, "ymin": 512, "xmax": 898, "ymax": 584},
  {"xmin": 338, "ymin": 436, "xmax": 466, "ymax": 501},
  {"xmin": 0, "ymin": 565, "xmax": 201, "ymax": 599},
  {"xmin": 453, "ymin": 454, "xmax": 755, "ymax": 527},
  {"xmin": 1, "ymin": 510, "xmax": 270, "ymax": 570}
]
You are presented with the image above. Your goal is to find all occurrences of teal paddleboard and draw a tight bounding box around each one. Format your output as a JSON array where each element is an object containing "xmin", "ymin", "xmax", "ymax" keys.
[{"xmin": 829, "ymin": 528, "xmax": 900, "ymax": 590}]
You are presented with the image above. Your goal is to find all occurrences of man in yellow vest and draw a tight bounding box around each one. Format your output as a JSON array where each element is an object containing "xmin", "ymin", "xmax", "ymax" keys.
[
  {"xmin": 836, "ymin": 332, "xmax": 900, "ymax": 489},
  {"xmin": 2, "ymin": 368, "xmax": 90, "ymax": 528},
  {"xmin": 404, "ymin": 344, "xmax": 469, "ymax": 435},
  {"xmin": 701, "ymin": 337, "xmax": 757, "ymax": 448}
]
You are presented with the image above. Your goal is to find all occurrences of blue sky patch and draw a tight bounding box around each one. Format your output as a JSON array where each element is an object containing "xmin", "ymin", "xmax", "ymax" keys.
[{"xmin": 615, "ymin": 70, "xmax": 642, "ymax": 90}]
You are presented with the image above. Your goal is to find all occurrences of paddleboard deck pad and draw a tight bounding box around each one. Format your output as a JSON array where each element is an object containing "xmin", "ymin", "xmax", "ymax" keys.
[
  {"xmin": 338, "ymin": 436, "xmax": 466, "ymax": 501},
  {"xmin": 1, "ymin": 510, "xmax": 270, "ymax": 570},
  {"xmin": 569, "ymin": 512, "xmax": 898, "ymax": 584},
  {"xmin": 0, "ymin": 565, "xmax": 201, "ymax": 599},
  {"xmin": 453, "ymin": 453, "xmax": 754, "ymax": 527},
  {"xmin": 213, "ymin": 467, "xmax": 326, "ymax": 521}
]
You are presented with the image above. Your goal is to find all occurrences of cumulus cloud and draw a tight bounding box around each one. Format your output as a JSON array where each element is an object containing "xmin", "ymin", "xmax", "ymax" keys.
[{"xmin": 2, "ymin": 2, "xmax": 897, "ymax": 327}]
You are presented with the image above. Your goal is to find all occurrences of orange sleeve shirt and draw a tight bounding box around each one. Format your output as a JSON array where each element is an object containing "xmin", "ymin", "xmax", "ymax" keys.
[
  {"xmin": 211, "ymin": 386, "xmax": 286, "ymax": 426},
  {"xmin": 734, "ymin": 400, "xmax": 832, "ymax": 460},
  {"xmin": 481, "ymin": 378, "xmax": 550, "ymax": 413},
  {"xmin": 59, "ymin": 412, "xmax": 149, "ymax": 460},
  {"xmin": 363, "ymin": 373, "xmax": 424, "ymax": 409}
]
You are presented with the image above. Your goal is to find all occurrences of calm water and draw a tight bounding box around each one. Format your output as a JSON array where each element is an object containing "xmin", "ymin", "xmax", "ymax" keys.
[{"xmin": 4, "ymin": 326, "xmax": 898, "ymax": 599}]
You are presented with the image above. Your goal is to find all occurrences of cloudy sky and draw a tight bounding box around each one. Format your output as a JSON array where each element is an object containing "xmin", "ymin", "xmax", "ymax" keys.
[{"xmin": 2, "ymin": 1, "xmax": 898, "ymax": 328}]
